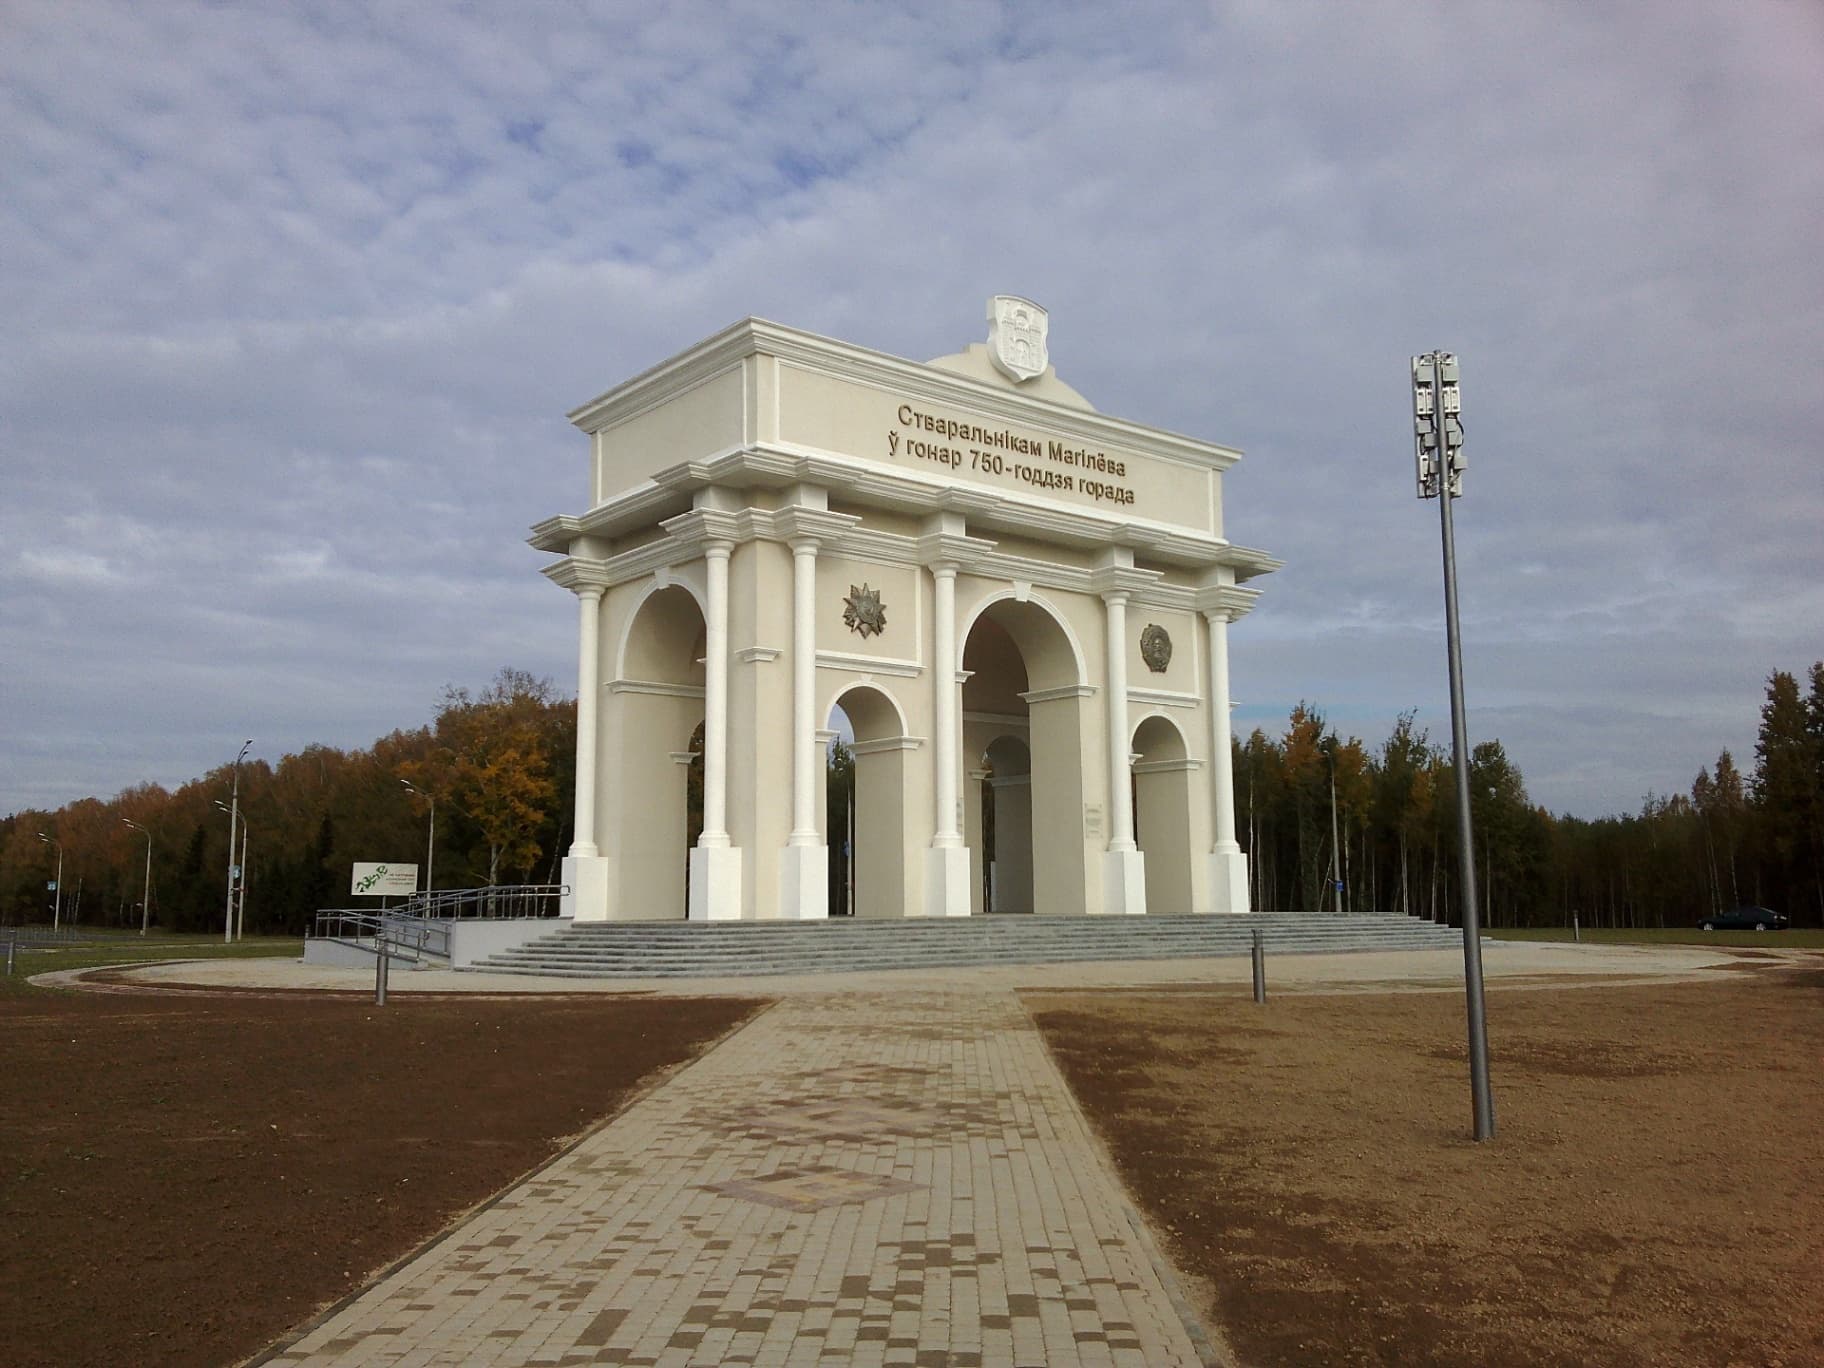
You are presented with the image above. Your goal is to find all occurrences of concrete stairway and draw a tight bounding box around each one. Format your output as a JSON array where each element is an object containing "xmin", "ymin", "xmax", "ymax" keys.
[{"xmin": 460, "ymin": 911, "xmax": 1474, "ymax": 980}]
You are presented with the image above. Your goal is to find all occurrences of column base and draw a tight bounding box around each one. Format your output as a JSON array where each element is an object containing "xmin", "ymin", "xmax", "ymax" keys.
[
  {"xmin": 1101, "ymin": 848, "xmax": 1148, "ymax": 915},
  {"xmin": 777, "ymin": 844, "xmax": 829, "ymax": 921},
  {"xmin": 561, "ymin": 855, "xmax": 612, "ymax": 922},
  {"xmin": 1208, "ymin": 846, "xmax": 1251, "ymax": 914},
  {"xmin": 688, "ymin": 846, "xmax": 745, "ymax": 922},
  {"xmin": 922, "ymin": 846, "xmax": 972, "ymax": 917}
]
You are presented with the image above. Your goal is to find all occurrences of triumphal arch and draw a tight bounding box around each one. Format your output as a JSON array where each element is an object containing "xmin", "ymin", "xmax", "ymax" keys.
[{"xmin": 531, "ymin": 298, "xmax": 1278, "ymax": 922}]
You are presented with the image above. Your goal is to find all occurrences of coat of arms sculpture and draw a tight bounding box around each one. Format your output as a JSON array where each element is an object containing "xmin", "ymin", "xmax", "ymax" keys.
[
  {"xmin": 1140, "ymin": 623, "xmax": 1173, "ymax": 673},
  {"xmin": 986, "ymin": 295, "xmax": 1048, "ymax": 383},
  {"xmin": 843, "ymin": 584, "xmax": 887, "ymax": 639}
]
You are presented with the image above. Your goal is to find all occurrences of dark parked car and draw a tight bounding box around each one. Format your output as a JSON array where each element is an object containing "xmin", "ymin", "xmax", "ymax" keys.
[{"xmin": 1698, "ymin": 905, "xmax": 1789, "ymax": 931}]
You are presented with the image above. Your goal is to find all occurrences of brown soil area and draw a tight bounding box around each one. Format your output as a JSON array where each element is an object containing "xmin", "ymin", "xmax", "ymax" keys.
[
  {"xmin": 0, "ymin": 983, "xmax": 763, "ymax": 1368},
  {"xmin": 1029, "ymin": 959, "xmax": 1824, "ymax": 1368}
]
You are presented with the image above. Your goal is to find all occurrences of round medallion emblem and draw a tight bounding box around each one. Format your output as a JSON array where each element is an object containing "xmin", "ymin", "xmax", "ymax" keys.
[{"xmin": 1139, "ymin": 623, "xmax": 1173, "ymax": 673}]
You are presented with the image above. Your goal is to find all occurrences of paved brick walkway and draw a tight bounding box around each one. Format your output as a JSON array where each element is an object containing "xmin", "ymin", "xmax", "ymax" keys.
[{"xmin": 264, "ymin": 985, "xmax": 1206, "ymax": 1367}]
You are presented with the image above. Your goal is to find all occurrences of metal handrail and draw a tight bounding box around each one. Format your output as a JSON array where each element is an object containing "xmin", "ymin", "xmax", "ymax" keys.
[
  {"xmin": 311, "ymin": 885, "xmax": 564, "ymax": 961},
  {"xmin": 311, "ymin": 908, "xmax": 450, "ymax": 963},
  {"xmin": 393, "ymin": 884, "xmax": 567, "ymax": 921}
]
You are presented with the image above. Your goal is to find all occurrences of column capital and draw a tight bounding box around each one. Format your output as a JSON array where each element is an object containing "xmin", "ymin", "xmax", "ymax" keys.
[
  {"xmin": 661, "ymin": 507, "xmax": 743, "ymax": 557},
  {"xmin": 1087, "ymin": 564, "xmax": 1160, "ymax": 599},
  {"xmin": 543, "ymin": 558, "xmax": 610, "ymax": 594},
  {"xmin": 574, "ymin": 584, "xmax": 606, "ymax": 604},
  {"xmin": 774, "ymin": 505, "xmax": 860, "ymax": 547},
  {"xmin": 916, "ymin": 530, "xmax": 995, "ymax": 571},
  {"xmin": 1193, "ymin": 584, "xmax": 1261, "ymax": 620}
]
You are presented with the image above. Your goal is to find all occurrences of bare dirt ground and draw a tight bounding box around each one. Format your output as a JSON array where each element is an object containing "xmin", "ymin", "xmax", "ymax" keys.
[
  {"xmin": 0, "ymin": 984, "xmax": 762, "ymax": 1368},
  {"xmin": 1027, "ymin": 952, "xmax": 1824, "ymax": 1368}
]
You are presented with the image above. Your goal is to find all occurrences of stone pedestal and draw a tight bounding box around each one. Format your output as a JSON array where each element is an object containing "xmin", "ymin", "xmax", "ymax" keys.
[
  {"xmin": 777, "ymin": 844, "xmax": 829, "ymax": 921},
  {"xmin": 923, "ymin": 846, "xmax": 972, "ymax": 917},
  {"xmin": 1101, "ymin": 848, "xmax": 1148, "ymax": 915},
  {"xmin": 688, "ymin": 846, "xmax": 744, "ymax": 922},
  {"xmin": 1207, "ymin": 847, "xmax": 1251, "ymax": 914},
  {"xmin": 561, "ymin": 854, "xmax": 612, "ymax": 922}
]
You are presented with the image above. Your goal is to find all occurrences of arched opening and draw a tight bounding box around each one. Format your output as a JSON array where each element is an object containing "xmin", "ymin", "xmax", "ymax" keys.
[
  {"xmin": 961, "ymin": 596, "xmax": 1092, "ymax": 916},
  {"xmin": 981, "ymin": 734, "xmax": 1033, "ymax": 912},
  {"xmin": 826, "ymin": 684, "xmax": 912, "ymax": 920},
  {"xmin": 1133, "ymin": 713, "xmax": 1195, "ymax": 914},
  {"xmin": 610, "ymin": 584, "xmax": 706, "ymax": 920}
]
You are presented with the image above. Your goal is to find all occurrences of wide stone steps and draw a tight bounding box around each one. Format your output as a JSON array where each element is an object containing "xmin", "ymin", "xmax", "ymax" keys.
[{"xmin": 461, "ymin": 911, "xmax": 1472, "ymax": 980}]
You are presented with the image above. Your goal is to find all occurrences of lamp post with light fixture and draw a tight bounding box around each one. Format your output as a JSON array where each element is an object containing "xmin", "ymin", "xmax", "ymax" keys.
[
  {"xmin": 36, "ymin": 832, "xmax": 63, "ymax": 930},
  {"xmin": 122, "ymin": 819, "xmax": 153, "ymax": 935},
  {"xmin": 222, "ymin": 740, "xmax": 252, "ymax": 944},
  {"xmin": 400, "ymin": 779, "xmax": 435, "ymax": 894},
  {"xmin": 1412, "ymin": 350, "xmax": 1494, "ymax": 1142}
]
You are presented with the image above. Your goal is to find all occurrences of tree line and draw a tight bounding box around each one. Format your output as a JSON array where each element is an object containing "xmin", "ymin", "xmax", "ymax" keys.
[
  {"xmin": 4, "ymin": 662, "xmax": 1820, "ymax": 932},
  {"xmin": 0, "ymin": 670, "xmax": 573, "ymax": 935},
  {"xmin": 1240, "ymin": 662, "xmax": 1824, "ymax": 927}
]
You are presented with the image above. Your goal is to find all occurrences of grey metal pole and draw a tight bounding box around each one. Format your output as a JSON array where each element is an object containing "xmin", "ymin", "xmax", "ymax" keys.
[
  {"xmin": 224, "ymin": 741, "xmax": 250, "ymax": 944},
  {"xmin": 1432, "ymin": 358, "xmax": 1495, "ymax": 1142},
  {"xmin": 1251, "ymin": 928, "xmax": 1266, "ymax": 1004},
  {"xmin": 237, "ymin": 825, "xmax": 249, "ymax": 940},
  {"xmin": 124, "ymin": 820, "xmax": 152, "ymax": 935},
  {"xmin": 6, "ymin": 930, "xmax": 15, "ymax": 976},
  {"xmin": 1572, "ymin": 912, "xmax": 1581, "ymax": 944},
  {"xmin": 38, "ymin": 834, "xmax": 63, "ymax": 930},
  {"xmin": 375, "ymin": 931, "xmax": 389, "ymax": 1005},
  {"xmin": 1328, "ymin": 752, "xmax": 1343, "ymax": 913}
]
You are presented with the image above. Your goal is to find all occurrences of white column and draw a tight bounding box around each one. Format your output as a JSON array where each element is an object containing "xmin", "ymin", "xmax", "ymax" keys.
[
  {"xmin": 923, "ymin": 562, "xmax": 970, "ymax": 915},
  {"xmin": 789, "ymin": 539, "xmax": 820, "ymax": 844},
  {"xmin": 699, "ymin": 541, "xmax": 732, "ymax": 848},
  {"xmin": 569, "ymin": 586, "xmax": 604, "ymax": 857},
  {"xmin": 1205, "ymin": 607, "xmax": 1251, "ymax": 914},
  {"xmin": 1102, "ymin": 591, "xmax": 1146, "ymax": 914},
  {"xmin": 1104, "ymin": 592, "xmax": 1135, "ymax": 851},
  {"xmin": 560, "ymin": 584, "xmax": 612, "ymax": 922},
  {"xmin": 778, "ymin": 538, "xmax": 828, "ymax": 919},
  {"xmin": 931, "ymin": 563, "xmax": 961, "ymax": 847},
  {"xmin": 689, "ymin": 540, "xmax": 743, "ymax": 920}
]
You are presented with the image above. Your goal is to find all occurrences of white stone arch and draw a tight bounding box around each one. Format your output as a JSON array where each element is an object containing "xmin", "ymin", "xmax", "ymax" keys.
[
  {"xmin": 958, "ymin": 591, "xmax": 1094, "ymax": 916},
  {"xmin": 820, "ymin": 675, "xmax": 911, "ymax": 742},
  {"xmin": 613, "ymin": 571, "xmax": 708, "ymax": 682},
  {"xmin": 1132, "ymin": 711, "xmax": 1197, "ymax": 914},
  {"xmin": 955, "ymin": 587, "xmax": 1089, "ymax": 691},
  {"xmin": 980, "ymin": 732, "xmax": 1034, "ymax": 914},
  {"xmin": 607, "ymin": 578, "xmax": 708, "ymax": 919},
  {"xmin": 827, "ymin": 681, "xmax": 918, "ymax": 919}
]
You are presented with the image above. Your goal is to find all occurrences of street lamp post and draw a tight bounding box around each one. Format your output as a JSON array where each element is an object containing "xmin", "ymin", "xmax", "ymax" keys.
[
  {"xmin": 1412, "ymin": 350, "xmax": 1495, "ymax": 1142},
  {"xmin": 401, "ymin": 779, "xmax": 435, "ymax": 894},
  {"xmin": 122, "ymin": 819, "xmax": 153, "ymax": 935},
  {"xmin": 1326, "ymin": 743, "xmax": 1343, "ymax": 913},
  {"xmin": 35, "ymin": 832, "xmax": 63, "ymax": 930},
  {"xmin": 223, "ymin": 740, "xmax": 252, "ymax": 944},
  {"xmin": 215, "ymin": 802, "xmax": 252, "ymax": 940}
]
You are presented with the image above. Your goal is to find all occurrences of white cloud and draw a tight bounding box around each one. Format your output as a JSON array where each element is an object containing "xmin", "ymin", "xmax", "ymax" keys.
[{"xmin": 1, "ymin": 0, "xmax": 1820, "ymax": 817}]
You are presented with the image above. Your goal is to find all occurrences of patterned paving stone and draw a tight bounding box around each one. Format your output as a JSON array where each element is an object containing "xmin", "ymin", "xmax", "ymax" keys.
[{"xmin": 263, "ymin": 987, "xmax": 1206, "ymax": 1367}]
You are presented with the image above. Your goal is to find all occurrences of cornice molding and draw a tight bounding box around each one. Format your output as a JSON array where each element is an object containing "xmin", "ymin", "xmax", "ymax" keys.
[{"xmin": 1021, "ymin": 684, "xmax": 1098, "ymax": 704}]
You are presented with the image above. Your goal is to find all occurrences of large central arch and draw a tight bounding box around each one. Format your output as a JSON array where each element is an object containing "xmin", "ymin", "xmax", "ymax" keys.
[{"xmin": 960, "ymin": 592, "xmax": 1095, "ymax": 917}]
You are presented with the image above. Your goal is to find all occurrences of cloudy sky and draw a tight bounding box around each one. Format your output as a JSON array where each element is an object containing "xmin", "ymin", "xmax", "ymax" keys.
[{"xmin": 4, "ymin": 1, "xmax": 1819, "ymax": 821}]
